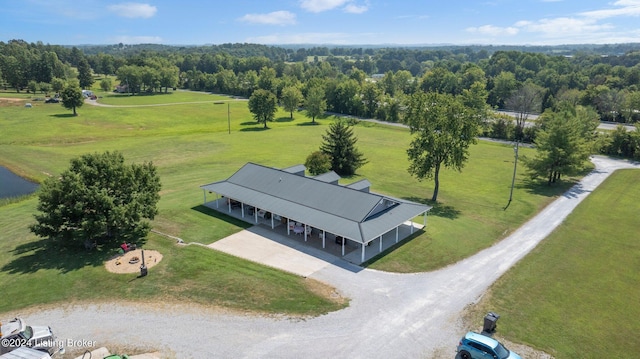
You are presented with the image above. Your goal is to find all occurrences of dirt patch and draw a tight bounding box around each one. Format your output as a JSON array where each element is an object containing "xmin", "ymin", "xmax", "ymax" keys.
[
  {"xmin": 105, "ymin": 249, "xmax": 163, "ymax": 274},
  {"xmin": 0, "ymin": 97, "xmax": 28, "ymax": 107}
]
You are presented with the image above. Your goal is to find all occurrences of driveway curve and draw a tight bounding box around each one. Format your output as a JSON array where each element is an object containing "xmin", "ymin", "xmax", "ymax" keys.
[{"xmin": 21, "ymin": 156, "xmax": 639, "ymax": 358}]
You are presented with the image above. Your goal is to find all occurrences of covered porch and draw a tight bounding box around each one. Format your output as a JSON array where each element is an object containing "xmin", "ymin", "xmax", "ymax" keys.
[{"xmin": 203, "ymin": 196, "xmax": 426, "ymax": 265}]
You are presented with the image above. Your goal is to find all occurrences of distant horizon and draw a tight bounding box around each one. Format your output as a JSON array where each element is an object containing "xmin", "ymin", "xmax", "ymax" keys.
[{"xmin": 2, "ymin": 1, "xmax": 640, "ymax": 47}]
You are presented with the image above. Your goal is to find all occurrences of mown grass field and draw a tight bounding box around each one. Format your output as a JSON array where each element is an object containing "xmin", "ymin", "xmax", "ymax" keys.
[
  {"xmin": 470, "ymin": 169, "xmax": 640, "ymax": 359},
  {"xmin": 0, "ymin": 90, "xmax": 576, "ymax": 315}
]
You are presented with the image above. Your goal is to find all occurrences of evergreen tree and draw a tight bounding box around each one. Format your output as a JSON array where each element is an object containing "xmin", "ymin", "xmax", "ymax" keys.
[
  {"xmin": 320, "ymin": 121, "xmax": 367, "ymax": 176},
  {"xmin": 77, "ymin": 57, "xmax": 94, "ymax": 89}
]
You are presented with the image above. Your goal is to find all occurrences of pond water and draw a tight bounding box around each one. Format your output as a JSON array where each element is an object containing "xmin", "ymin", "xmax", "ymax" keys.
[{"xmin": 0, "ymin": 166, "xmax": 39, "ymax": 199}]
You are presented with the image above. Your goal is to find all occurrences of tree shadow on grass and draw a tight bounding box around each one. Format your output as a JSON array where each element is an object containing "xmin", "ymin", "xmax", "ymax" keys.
[
  {"xmin": 296, "ymin": 121, "xmax": 321, "ymax": 126},
  {"xmin": 403, "ymin": 196, "xmax": 461, "ymax": 220},
  {"xmin": 1, "ymin": 238, "xmax": 114, "ymax": 274},
  {"xmin": 239, "ymin": 126, "xmax": 270, "ymax": 132},
  {"xmin": 191, "ymin": 205, "xmax": 253, "ymax": 229},
  {"xmin": 49, "ymin": 113, "xmax": 76, "ymax": 118},
  {"xmin": 274, "ymin": 116, "xmax": 293, "ymax": 123},
  {"xmin": 240, "ymin": 121, "xmax": 258, "ymax": 126},
  {"xmin": 520, "ymin": 177, "xmax": 578, "ymax": 198}
]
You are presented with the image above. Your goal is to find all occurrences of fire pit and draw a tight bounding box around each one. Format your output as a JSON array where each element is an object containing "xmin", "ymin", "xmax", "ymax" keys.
[{"xmin": 128, "ymin": 256, "xmax": 140, "ymax": 264}]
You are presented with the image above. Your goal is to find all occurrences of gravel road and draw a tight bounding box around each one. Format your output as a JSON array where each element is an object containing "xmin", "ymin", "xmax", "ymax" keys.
[{"xmin": 21, "ymin": 156, "xmax": 639, "ymax": 359}]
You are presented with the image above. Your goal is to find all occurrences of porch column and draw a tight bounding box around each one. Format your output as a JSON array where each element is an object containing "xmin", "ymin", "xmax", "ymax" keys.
[
  {"xmin": 379, "ymin": 235, "xmax": 383, "ymax": 252},
  {"xmin": 228, "ymin": 199, "xmax": 231, "ymax": 213},
  {"xmin": 271, "ymin": 215, "xmax": 274, "ymax": 229},
  {"xmin": 423, "ymin": 212, "xmax": 427, "ymax": 227},
  {"xmin": 410, "ymin": 221, "xmax": 414, "ymax": 234},
  {"xmin": 287, "ymin": 218, "xmax": 290, "ymax": 235},
  {"xmin": 361, "ymin": 243, "xmax": 365, "ymax": 262},
  {"xmin": 322, "ymin": 230, "xmax": 325, "ymax": 248},
  {"xmin": 241, "ymin": 203, "xmax": 244, "ymax": 218},
  {"xmin": 254, "ymin": 208, "xmax": 258, "ymax": 223},
  {"xmin": 304, "ymin": 225, "xmax": 307, "ymax": 242},
  {"xmin": 341, "ymin": 239, "xmax": 345, "ymax": 256},
  {"xmin": 215, "ymin": 193, "xmax": 219, "ymax": 208},
  {"xmin": 395, "ymin": 226, "xmax": 399, "ymax": 243}
]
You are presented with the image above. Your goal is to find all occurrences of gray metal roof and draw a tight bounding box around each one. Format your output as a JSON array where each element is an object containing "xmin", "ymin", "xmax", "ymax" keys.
[
  {"xmin": 345, "ymin": 179, "xmax": 371, "ymax": 192},
  {"xmin": 313, "ymin": 171, "xmax": 340, "ymax": 184},
  {"xmin": 201, "ymin": 163, "xmax": 431, "ymax": 243}
]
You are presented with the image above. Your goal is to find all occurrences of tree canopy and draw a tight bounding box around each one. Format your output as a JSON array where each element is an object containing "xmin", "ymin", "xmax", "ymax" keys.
[
  {"xmin": 305, "ymin": 85, "xmax": 327, "ymax": 123},
  {"xmin": 320, "ymin": 121, "xmax": 367, "ymax": 176},
  {"xmin": 405, "ymin": 91, "xmax": 481, "ymax": 202},
  {"xmin": 281, "ymin": 86, "xmax": 303, "ymax": 119},
  {"xmin": 248, "ymin": 89, "xmax": 278, "ymax": 128},
  {"xmin": 60, "ymin": 82, "xmax": 84, "ymax": 116},
  {"xmin": 522, "ymin": 104, "xmax": 598, "ymax": 185},
  {"xmin": 30, "ymin": 151, "xmax": 161, "ymax": 249}
]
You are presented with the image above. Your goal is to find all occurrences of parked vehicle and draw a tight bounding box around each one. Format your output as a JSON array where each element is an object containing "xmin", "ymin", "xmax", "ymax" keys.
[
  {"xmin": 44, "ymin": 98, "xmax": 59, "ymax": 103},
  {"xmin": 0, "ymin": 347, "xmax": 52, "ymax": 359},
  {"xmin": 456, "ymin": 331, "xmax": 521, "ymax": 359},
  {"xmin": 0, "ymin": 318, "xmax": 64, "ymax": 357}
]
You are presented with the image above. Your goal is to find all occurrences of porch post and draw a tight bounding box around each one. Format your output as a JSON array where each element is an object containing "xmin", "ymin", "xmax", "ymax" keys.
[
  {"xmin": 287, "ymin": 218, "xmax": 290, "ymax": 235},
  {"xmin": 241, "ymin": 203, "xmax": 244, "ymax": 218},
  {"xmin": 361, "ymin": 243, "xmax": 365, "ymax": 262},
  {"xmin": 322, "ymin": 230, "xmax": 325, "ymax": 248},
  {"xmin": 271, "ymin": 215, "xmax": 274, "ymax": 229},
  {"xmin": 395, "ymin": 226, "xmax": 399, "ymax": 243},
  {"xmin": 341, "ymin": 239, "xmax": 345, "ymax": 256},
  {"xmin": 304, "ymin": 225, "xmax": 307, "ymax": 242},
  {"xmin": 423, "ymin": 212, "xmax": 427, "ymax": 227},
  {"xmin": 379, "ymin": 235, "xmax": 383, "ymax": 252},
  {"xmin": 228, "ymin": 199, "xmax": 231, "ymax": 213},
  {"xmin": 215, "ymin": 193, "xmax": 219, "ymax": 208},
  {"xmin": 254, "ymin": 208, "xmax": 258, "ymax": 223},
  {"xmin": 410, "ymin": 220, "xmax": 414, "ymax": 234}
]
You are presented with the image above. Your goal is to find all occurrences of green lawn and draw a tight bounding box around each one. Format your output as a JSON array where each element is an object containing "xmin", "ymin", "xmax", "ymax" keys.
[
  {"xmin": 470, "ymin": 169, "xmax": 640, "ymax": 358},
  {"xmin": 0, "ymin": 91, "xmax": 577, "ymax": 315}
]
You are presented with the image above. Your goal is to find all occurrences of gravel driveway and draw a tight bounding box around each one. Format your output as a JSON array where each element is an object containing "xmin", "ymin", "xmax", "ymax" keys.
[{"xmin": 22, "ymin": 156, "xmax": 639, "ymax": 359}]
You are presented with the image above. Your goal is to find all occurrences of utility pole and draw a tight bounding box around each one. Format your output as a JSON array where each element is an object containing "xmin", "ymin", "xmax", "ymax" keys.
[{"xmin": 506, "ymin": 140, "xmax": 519, "ymax": 209}]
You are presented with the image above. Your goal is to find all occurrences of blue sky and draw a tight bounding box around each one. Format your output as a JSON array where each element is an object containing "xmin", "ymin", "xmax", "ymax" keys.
[{"xmin": 2, "ymin": 0, "xmax": 640, "ymax": 46}]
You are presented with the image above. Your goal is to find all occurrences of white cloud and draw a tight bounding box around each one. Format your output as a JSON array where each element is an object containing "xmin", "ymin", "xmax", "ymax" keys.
[
  {"xmin": 299, "ymin": 0, "xmax": 368, "ymax": 13},
  {"xmin": 107, "ymin": 3, "xmax": 157, "ymax": 19},
  {"xmin": 344, "ymin": 3, "xmax": 368, "ymax": 14},
  {"xmin": 579, "ymin": 0, "xmax": 640, "ymax": 20},
  {"xmin": 110, "ymin": 35, "xmax": 162, "ymax": 44},
  {"xmin": 466, "ymin": 25, "xmax": 519, "ymax": 36},
  {"xmin": 238, "ymin": 11, "xmax": 297, "ymax": 25},
  {"xmin": 300, "ymin": 0, "xmax": 349, "ymax": 12},
  {"xmin": 515, "ymin": 17, "xmax": 612, "ymax": 36}
]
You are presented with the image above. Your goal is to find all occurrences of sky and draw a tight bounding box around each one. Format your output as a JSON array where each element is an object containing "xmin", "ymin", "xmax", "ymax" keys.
[{"xmin": 1, "ymin": 0, "xmax": 640, "ymax": 46}]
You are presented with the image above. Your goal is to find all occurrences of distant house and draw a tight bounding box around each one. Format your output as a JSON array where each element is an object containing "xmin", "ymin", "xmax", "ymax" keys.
[
  {"xmin": 81, "ymin": 90, "xmax": 94, "ymax": 98},
  {"xmin": 200, "ymin": 163, "xmax": 431, "ymax": 263},
  {"xmin": 114, "ymin": 84, "xmax": 128, "ymax": 93}
]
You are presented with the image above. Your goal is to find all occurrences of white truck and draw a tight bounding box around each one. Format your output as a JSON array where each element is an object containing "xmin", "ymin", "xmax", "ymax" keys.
[{"xmin": 0, "ymin": 318, "xmax": 64, "ymax": 357}]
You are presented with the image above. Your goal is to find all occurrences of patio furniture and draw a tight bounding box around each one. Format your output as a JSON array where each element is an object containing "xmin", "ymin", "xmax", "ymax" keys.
[{"xmin": 293, "ymin": 226, "xmax": 304, "ymax": 235}]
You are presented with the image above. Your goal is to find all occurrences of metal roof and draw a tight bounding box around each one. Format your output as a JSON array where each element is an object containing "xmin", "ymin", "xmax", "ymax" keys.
[
  {"xmin": 313, "ymin": 171, "xmax": 341, "ymax": 184},
  {"xmin": 201, "ymin": 163, "xmax": 431, "ymax": 243}
]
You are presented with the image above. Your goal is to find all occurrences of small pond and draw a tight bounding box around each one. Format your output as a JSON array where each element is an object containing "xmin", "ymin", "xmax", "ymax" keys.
[{"xmin": 0, "ymin": 166, "xmax": 39, "ymax": 199}]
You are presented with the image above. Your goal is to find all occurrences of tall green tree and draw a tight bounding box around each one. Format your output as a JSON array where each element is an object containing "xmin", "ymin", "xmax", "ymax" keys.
[
  {"xmin": 522, "ymin": 104, "xmax": 597, "ymax": 185},
  {"xmin": 248, "ymin": 89, "xmax": 278, "ymax": 128},
  {"xmin": 30, "ymin": 151, "xmax": 161, "ymax": 249},
  {"xmin": 61, "ymin": 82, "xmax": 84, "ymax": 116},
  {"xmin": 305, "ymin": 151, "xmax": 332, "ymax": 176},
  {"xmin": 305, "ymin": 85, "xmax": 327, "ymax": 123},
  {"xmin": 77, "ymin": 57, "xmax": 94, "ymax": 89},
  {"xmin": 320, "ymin": 121, "xmax": 367, "ymax": 176},
  {"xmin": 405, "ymin": 92, "xmax": 480, "ymax": 202},
  {"xmin": 281, "ymin": 85, "xmax": 303, "ymax": 119}
]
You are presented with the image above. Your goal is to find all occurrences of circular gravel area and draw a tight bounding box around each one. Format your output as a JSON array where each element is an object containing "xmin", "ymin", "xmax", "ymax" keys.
[{"xmin": 104, "ymin": 249, "xmax": 163, "ymax": 274}]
